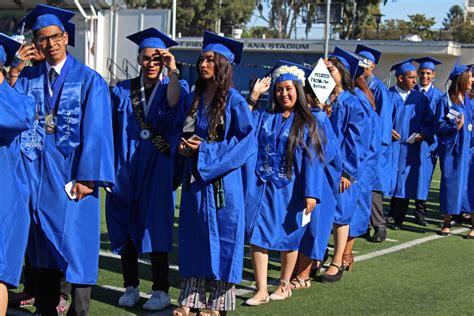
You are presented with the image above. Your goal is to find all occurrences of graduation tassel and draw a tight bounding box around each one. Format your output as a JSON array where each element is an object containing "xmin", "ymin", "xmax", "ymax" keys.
[{"xmin": 213, "ymin": 178, "xmax": 226, "ymax": 210}]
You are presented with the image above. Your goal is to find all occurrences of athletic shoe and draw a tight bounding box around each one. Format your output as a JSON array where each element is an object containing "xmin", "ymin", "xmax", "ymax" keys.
[
  {"xmin": 142, "ymin": 290, "xmax": 171, "ymax": 310},
  {"xmin": 118, "ymin": 286, "xmax": 140, "ymax": 307}
]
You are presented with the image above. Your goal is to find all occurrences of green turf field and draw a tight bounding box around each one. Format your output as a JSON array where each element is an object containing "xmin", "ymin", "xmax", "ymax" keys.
[{"xmin": 9, "ymin": 166, "xmax": 474, "ymax": 315}]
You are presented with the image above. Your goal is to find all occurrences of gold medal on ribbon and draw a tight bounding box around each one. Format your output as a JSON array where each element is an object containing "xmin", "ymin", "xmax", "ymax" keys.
[{"xmin": 45, "ymin": 113, "xmax": 57, "ymax": 134}]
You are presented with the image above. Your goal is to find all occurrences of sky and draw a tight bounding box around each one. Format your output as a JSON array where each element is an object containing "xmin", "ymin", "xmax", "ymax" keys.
[{"xmin": 247, "ymin": 0, "xmax": 466, "ymax": 39}]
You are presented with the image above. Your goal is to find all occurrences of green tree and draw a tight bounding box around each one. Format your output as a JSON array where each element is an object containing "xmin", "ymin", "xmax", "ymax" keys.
[
  {"xmin": 126, "ymin": 0, "xmax": 254, "ymax": 37},
  {"xmin": 334, "ymin": 0, "xmax": 382, "ymax": 40},
  {"xmin": 452, "ymin": 22, "xmax": 474, "ymax": 43},
  {"xmin": 379, "ymin": 18, "xmax": 410, "ymax": 40},
  {"xmin": 406, "ymin": 14, "xmax": 436, "ymax": 40},
  {"xmin": 442, "ymin": 5, "xmax": 464, "ymax": 30}
]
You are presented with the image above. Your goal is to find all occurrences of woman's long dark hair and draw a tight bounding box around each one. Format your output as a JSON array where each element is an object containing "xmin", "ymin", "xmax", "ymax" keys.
[
  {"xmin": 187, "ymin": 52, "xmax": 233, "ymax": 140},
  {"xmin": 355, "ymin": 74, "xmax": 376, "ymax": 110},
  {"xmin": 449, "ymin": 70, "xmax": 471, "ymax": 105},
  {"xmin": 271, "ymin": 80, "xmax": 326, "ymax": 179},
  {"xmin": 327, "ymin": 56, "xmax": 355, "ymax": 94}
]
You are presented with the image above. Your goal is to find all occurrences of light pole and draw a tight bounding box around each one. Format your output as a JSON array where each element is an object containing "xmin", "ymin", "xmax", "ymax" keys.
[
  {"xmin": 324, "ymin": 0, "xmax": 331, "ymax": 58},
  {"xmin": 172, "ymin": 0, "xmax": 177, "ymax": 39},
  {"xmin": 374, "ymin": 13, "xmax": 384, "ymax": 39}
]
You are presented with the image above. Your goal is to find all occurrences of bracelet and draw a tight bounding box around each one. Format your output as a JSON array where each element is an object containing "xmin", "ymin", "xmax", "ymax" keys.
[{"xmin": 247, "ymin": 96, "xmax": 257, "ymax": 107}]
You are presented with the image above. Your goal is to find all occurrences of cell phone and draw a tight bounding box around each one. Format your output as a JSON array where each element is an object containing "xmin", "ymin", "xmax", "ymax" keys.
[{"xmin": 188, "ymin": 134, "xmax": 203, "ymax": 141}]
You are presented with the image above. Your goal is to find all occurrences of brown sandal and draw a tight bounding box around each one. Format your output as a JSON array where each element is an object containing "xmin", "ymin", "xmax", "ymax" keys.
[
  {"xmin": 199, "ymin": 309, "xmax": 220, "ymax": 316},
  {"xmin": 289, "ymin": 276, "xmax": 311, "ymax": 289},
  {"xmin": 173, "ymin": 306, "xmax": 198, "ymax": 316}
]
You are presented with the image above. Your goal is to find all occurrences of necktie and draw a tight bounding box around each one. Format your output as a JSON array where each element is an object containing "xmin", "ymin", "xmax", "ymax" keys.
[
  {"xmin": 48, "ymin": 68, "xmax": 58, "ymax": 88},
  {"xmin": 422, "ymin": 89, "xmax": 426, "ymax": 94}
]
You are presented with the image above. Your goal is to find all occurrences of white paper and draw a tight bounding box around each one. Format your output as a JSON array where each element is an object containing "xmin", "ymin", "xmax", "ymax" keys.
[
  {"xmin": 308, "ymin": 58, "xmax": 336, "ymax": 105},
  {"xmin": 302, "ymin": 210, "xmax": 311, "ymax": 227},
  {"xmin": 64, "ymin": 180, "xmax": 77, "ymax": 200},
  {"xmin": 447, "ymin": 108, "xmax": 461, "ymax": 120},
  {"xmin": 405, "ymin": 132, "xmax": 420, "ymax": 144}
]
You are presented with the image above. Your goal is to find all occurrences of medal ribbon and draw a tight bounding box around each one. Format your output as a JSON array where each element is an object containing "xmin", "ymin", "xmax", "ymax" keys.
[
  {"xmin": 43, "ymin": 55, "xmax": 71, "ymax": 114},
  {"xmin": 130, "ymin": 77, "xmax": 171, "ymax": 156}
]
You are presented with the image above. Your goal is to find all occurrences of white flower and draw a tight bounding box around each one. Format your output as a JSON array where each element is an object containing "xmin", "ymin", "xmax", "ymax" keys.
[{"xmin": 272, "ymin": 65, "xmax": 306, "ymax": 87}]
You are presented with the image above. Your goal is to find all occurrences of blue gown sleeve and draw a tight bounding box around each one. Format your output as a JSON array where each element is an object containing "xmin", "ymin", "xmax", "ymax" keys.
[
  {"xmin": 372, "ymin": 83, "xmax": 392, "ymax": 146},
  {"xmin": 420, "ymin": 94, "xmax": 435, "ymax": 145},
  {"xmin": 435, "ymin": 96, "xmax": 458, "ymax": 145},
  {"xmin": 197, "ymin": 98, "xmax": 254, "ymax": 182},
  {"xmin": 74, "ymin": 73, "xmax": 115, "ymax": 187},
  {"xmin": 302, "ymin": 146, "xmax": 324, "ymax": 203},
  {"xmin": 0, "ymin": 81, "xmax": 35, "ymax": 141},
  {"xmin": 341, "ymin": 100, "xmax": 368, "ymax": 182}
]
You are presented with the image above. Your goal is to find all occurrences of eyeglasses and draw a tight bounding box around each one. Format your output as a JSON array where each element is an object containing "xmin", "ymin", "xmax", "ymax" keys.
[{"xmin": 36, "ymin": 32, "xmax": 64, "ymax": 45}]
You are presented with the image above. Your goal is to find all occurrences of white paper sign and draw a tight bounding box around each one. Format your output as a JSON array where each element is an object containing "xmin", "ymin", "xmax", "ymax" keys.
[
  {"xmin": 64, "ymin": 180, "xmax": 77, "ymax": 200},
  {"xmin": 308, "ymin": 58, "xmax": 336, "ymax": 105},
  {"xmin": 302, "ymin": 209, "xmax": 311, "ymax": 227}
]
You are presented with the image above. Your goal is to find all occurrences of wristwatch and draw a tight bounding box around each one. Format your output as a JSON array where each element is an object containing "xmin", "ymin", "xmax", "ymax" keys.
[{"xmin": 168, "ymin": 68, "xmax": 180, "ymax": 77}]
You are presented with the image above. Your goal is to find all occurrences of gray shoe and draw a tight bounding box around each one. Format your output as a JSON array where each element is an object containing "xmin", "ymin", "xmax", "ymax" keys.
[
  {"xmin": 118, "ymin": 286, "xmax": 140, "ymax": 307},
  {"xmin": 142, "ymin": 290, "xmax": 171, "ymax": 311}
]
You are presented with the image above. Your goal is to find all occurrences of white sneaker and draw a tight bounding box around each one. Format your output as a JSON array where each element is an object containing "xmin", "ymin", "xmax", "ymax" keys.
[
  {"xmin": 118, "ymin": 286, "xmax": 140, "ymax": 307},
  {"xmin": 142, "ymin": 290, "xmax": 171, "ymax": 311}
]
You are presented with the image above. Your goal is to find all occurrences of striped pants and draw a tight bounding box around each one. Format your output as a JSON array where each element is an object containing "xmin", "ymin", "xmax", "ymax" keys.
[{"xmin": 178, "ymin": 277, "xmax": 236, "ymax": 311}]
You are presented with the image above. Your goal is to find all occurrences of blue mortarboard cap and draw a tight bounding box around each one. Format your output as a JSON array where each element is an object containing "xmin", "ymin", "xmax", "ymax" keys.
[
  {"xmin": 414, "ymin": 56, "xmax": 442, "ymax": 71},
  {"xmin": 355, "ymin": 44, "xmax": 381, "ymax": 65},
  {"xmin": 267, "ymin": 60, "xmax": 311, "ymax": 86},
  {"xmin": 64, "ymin": 21, "xmax": 75, "ymax": 47},
  {"xmin": 202, "ymin": 31, "xmax": 243, "ymax": 64},
  {"xmin": 449, "ymin": 64, "xmax": 469, "ymax": 80},
  {"xmin": 0, "ymin": 33, "xmax": 22, "ymax": 67},
  {"xmin": 390, "ymin": 58, "xmax": 416, "ymax": 76},
  {"xmin": 21, "ymin": 4, "xmax": 75, "ymax": 32},
  {"xmin": 331, "ymin": 47, "xmax": 360, "ymax": 78},
  {"xmin": 127, "ymin": 27, "xmax": 178, "ymax": 50}
]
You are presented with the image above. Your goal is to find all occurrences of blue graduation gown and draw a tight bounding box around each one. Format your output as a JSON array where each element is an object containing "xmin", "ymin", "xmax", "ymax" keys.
[
  {"xmin": 106, "ymin": 76, "xmax": 188, "ymax": 254},
  {"xmin": 369, "ymin": 76, "xmax": 393, "ymax": 195},
  {"xmin": 15, "ymin": 55, "xmax": 115, "ymax": 285},
  {"xmin": 349, "ymin": 89, "xmax": 382, "ymax": 237},
  {"xmin": 461, "ymin": 95, "xmax": 474, "ymax": 213},
  {"xmin": 0, "ymin": 81, "xmax": 35, "ymax": 287},
  {"xmin": 436, "ymin": 94, "xmax": 472, "ymax": 214},
  {"xmin": 329, "ymin": 91, "xmax": 370, "ymax": 225},
  {"xmin": 389, "ymin": 87, "xmax": 434, "ymax": 200},
  {"xmin": 245, "ymin": 110, "xmax": 324, "ymax": 252},
  {"xmin": 177, "ymin": 88, "xmax": 253, "ymax": 285},
  {"xmin": 299, "ymin": 109, "xmax": 342, "ymax": 260},
  {"xmin": 414, "ymin": 83, "xmax": 444, "ymax": 195}
]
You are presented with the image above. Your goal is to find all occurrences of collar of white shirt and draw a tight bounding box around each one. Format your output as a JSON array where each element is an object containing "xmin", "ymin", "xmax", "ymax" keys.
[
  {"xmin": 46, "ymin": 56, "xmax": 67, "ymax": 76},
  {"xmin": 418, "ymin": 83, "xmax": 432, "ymax": 94},
  {"xmin": 394, "ymin": 84, "xmax": 411, "ymax": 101}
]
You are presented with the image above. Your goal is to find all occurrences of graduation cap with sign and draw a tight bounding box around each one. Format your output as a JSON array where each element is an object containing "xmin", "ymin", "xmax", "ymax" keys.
[
  {"xmin": 202, "ymin": 31, "xmax": 243, "ymax": 64},
  {"xmin": 0, "ymin": 33, "xmax": 22, "ymax": 67},
  {"xmin": 127, "ymin": 27, "xmax": 178, "ymax": 50},
  {"xmin": 355, "ymin": 44, "xmax": 381, "ymax": 65}
]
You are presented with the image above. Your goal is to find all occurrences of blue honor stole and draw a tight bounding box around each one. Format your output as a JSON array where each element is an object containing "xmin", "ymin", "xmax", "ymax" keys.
[{"xmin": 256, "ymin": 112, "xmax": 295, "ymax": 188}]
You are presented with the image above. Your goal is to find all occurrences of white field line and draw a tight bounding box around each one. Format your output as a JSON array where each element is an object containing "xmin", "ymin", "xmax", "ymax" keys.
[
  {"xmin": 98, "ymin": 227, "xmax": 468, "ymax": 298},
  {"xmin": 354, "ymin": 227, "xmax": 469, "ymax": 263}
]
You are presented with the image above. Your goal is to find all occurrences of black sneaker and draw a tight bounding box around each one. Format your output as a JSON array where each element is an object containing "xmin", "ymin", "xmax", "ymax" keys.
[
  {"xmin": 414, "ymin": 218, "xmax": 429, "ymax": 226},
  {"xmin": 370, "ymin": 227, "xmax": 387, "ymax": 242}
]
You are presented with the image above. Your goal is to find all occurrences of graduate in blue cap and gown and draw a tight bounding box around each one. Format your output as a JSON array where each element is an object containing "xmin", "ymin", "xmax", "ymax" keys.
[
  {"xmin": 435, "ymin": 64, "xmax": 473, "ymax": 237},
  {"xmin": 320, "ymin": 50, "xmax": 370, "ymax": 283},
  {"xmin": 106, "ymin": 28, "xmax": 188, "ymax": 311},
  {"xmin": 172, "ymin": 31, "xmax": 253, "ymax": 316},
  {"xmin": 412, "ymin": 56, "xmax": 445, "ymax": 226},
  {"xmin": 0, "ymin": 33, "xmax": 35, "ymax": 315},
  {"xmin": 333, "ymin": 47, "xmax": 382, "ymax": 271},
  {"xmin": 243, "ymin": 61, "xmax": 326, "ymax": 301},
  {"xmin": 387, "ymin": 59, "xmax": 434, "ymax": 230},
  {"xmin": 355, "ymin": 44, "xmax": 392, "ymax": 242},
  {"xmin": 14, "ymin": 5, "xmax": 115, "ymax": 315}
]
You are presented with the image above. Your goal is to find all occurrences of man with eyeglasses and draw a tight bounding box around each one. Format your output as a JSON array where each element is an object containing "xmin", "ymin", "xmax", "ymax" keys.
[
  {"xmin": 106, "ymin": 28, "xmax": 188, "ymax": 311},
  {"xmin": 13, "ymin": 5, "xmax": 114, "ymax": 315}
]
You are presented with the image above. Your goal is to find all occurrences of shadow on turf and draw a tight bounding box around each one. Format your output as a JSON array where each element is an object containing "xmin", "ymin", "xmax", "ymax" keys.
[{"xmin": 91, "ymin": 285, "xmax": 175, "ymax": 315}]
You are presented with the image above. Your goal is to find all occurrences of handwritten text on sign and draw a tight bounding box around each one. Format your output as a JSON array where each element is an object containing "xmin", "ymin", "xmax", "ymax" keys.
[{"xmin": 308, "ymin": 58, "xmax": 336, "ymax": 104}]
